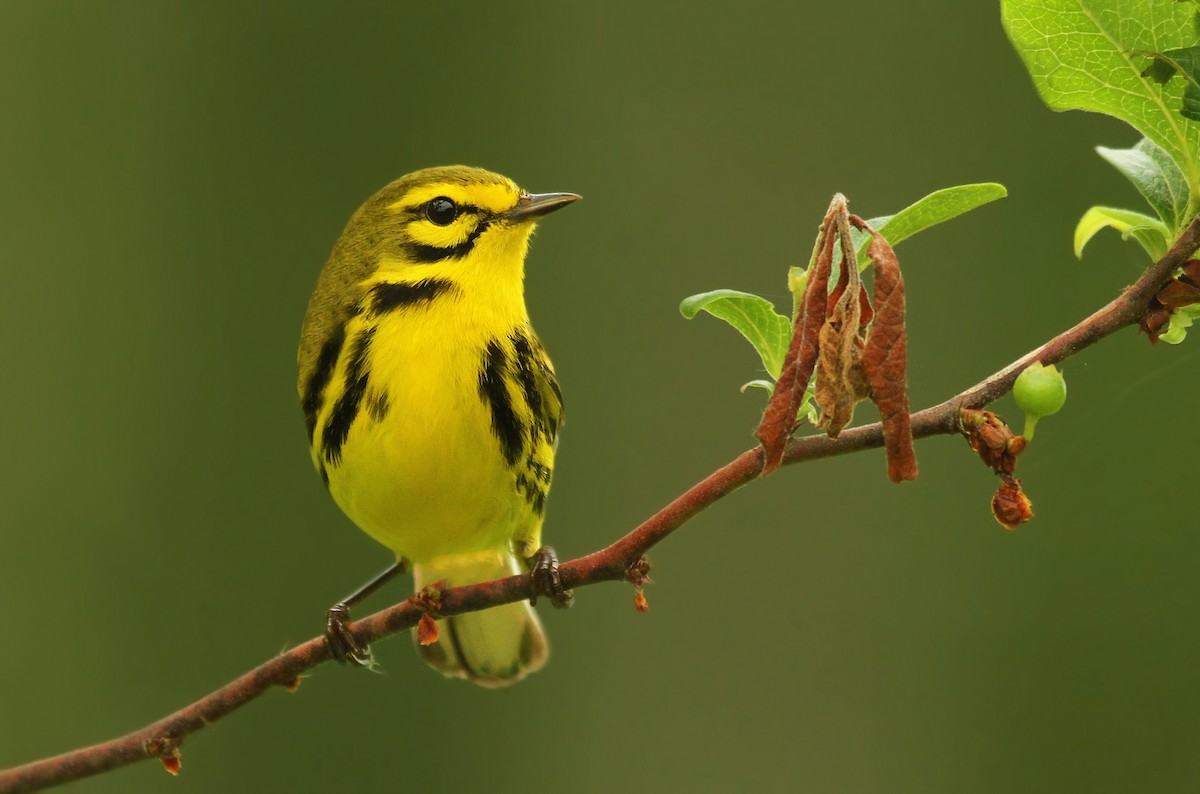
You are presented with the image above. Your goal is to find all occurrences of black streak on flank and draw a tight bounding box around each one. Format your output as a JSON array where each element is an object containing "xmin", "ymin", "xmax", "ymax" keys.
[
  {"xmin": 322, "ymin": 326, "xmax": 375, "ymax": 467},
  {"xmin": 510, "ymin": 331, "xmax": 545, "ymax": 443},
  {"xmin": 515, "ymin": 472, "xmax": 547, "ymax": 515},
  {"xmin": 303, "ymin": 325, "xmax": 347, "ymax": 442},
  {"xmin": 404, "ymin": 220, "xmax": 491, "ymax": 264},
  {"xmin": 371, "ymin": 278, "xmax": 458, "ymax": 314},
  {"xmin": 478, "ymin": 339, "xmax": 523, "ymax": 467},
  {"xmin": 366, "ymin": 388, "xmax": 390, "ymax": 423}
]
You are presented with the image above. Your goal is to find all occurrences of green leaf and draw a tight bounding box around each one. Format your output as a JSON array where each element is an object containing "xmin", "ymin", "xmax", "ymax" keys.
[
  {"xmin": 1140, "ymin": 46, "xmax": 1200, "ymax": 120},
  {"xmin": 1159, "ymin": 302, "xmax": 1200, "ymax": 343},
  {"xmin": 679, "ymin": 290, "xmax": 791, "ymax": 378},
  {"xmin": 1002, "ymin": 0, "xmax": 1200, "ymax": 202},
  {"xmin": 851, "ymin": 183, "xmax": 1007, "ymax": 272},
  {"xmin": 1074, "ymin": 205, "xmax": 1171, "ymax": 259},
  {"xmin": 740, "ymin": 379, "xmax": 776, "ymax": 394},
  {"xmin": 864, "ymin": 183, "xmax": 1008, "ymax": 250},
  {"xmin": 1096, "ymin": 137, "xmax": 1191, "ymax": 232}
]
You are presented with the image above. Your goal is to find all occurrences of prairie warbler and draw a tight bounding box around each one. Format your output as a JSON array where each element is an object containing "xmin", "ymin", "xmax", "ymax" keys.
[{"xmin": 297, "ymin": 166, "xmax": 577, "ymax": 686}]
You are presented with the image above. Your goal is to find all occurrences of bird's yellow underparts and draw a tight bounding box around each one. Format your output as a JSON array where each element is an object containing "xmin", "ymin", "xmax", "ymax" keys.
[{"xmin": 297, "ymin": 165, "xmax": 577, "ymax": 685}]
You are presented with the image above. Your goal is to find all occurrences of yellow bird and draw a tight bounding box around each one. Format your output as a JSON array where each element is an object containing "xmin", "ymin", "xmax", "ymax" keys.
[{"xmin": 297, "ymin": 166, "xmax": 577, "ymax": 686}]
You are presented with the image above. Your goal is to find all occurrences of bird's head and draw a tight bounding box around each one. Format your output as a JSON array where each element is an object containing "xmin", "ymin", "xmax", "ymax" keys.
[
  {"xmin": 338, "ymin": 165, "xmax": 579, "ymax": 286},
  {"xmin": 299, "ymin": 166, "xmax": 578, "ymax": 389}
]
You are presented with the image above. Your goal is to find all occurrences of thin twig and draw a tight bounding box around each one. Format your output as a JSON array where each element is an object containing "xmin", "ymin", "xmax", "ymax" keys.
[{"xmin": 3, "ymin": 215, "xmax": 1197, "ymax": 794}]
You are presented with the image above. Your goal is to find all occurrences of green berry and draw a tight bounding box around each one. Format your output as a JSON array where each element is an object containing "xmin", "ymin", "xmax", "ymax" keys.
[{"xmin": 1013, "ymin": 362, "xmax": 1067, "ymax": 441}]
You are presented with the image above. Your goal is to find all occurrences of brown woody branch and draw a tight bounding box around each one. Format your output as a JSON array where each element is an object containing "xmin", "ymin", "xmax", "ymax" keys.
[{"xmin": 3, "ymin": 215, "xmax": 1197, "ymax": 794}]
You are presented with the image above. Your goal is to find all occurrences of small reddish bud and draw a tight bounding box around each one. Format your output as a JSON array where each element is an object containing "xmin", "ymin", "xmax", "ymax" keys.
[
  {"xmin": 625, "ymin": 556, "xmax": 653, "ymax": 588},
  {"xmin": 963, "ymin": 410, "xmax": 1038, "ymax": 527},
  {"xmin": 284, "ymin": 676, "xmax": 301, "ymax": 693},
  {"xmin": 975, "ymin": 423, "xmax": 1002, "ymax": 450},
  {"xmin": 1142, "ymin": 260, "xmax": 1200, "ymax": 343},
  {"xmin": 1142, "ymin": 303, "xmax": 1171, "ymax": 342},
  {"xmin": 160, "ymin": 754, "xmax": 182, "ymax": 776},
  {"xmin": 634, "ymin": 589, "xmax": 649, "ymax": 613},
  {"xmin": 992, "ymin": 479, "xmax": 1034, "ymax": 529},
  {"xmin": 417, "ymin": 614, "xmax": 439, "ymax": 646},
  {"xmin": 409, "ymin": 583, "xmax": 445, "ymax": 611},
  {"xmin": 961, "ymin": 409, "xmax": 1021, "ymax": 476}
]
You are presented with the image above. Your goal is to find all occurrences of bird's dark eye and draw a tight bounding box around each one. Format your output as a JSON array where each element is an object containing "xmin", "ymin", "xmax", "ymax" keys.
[{"xmin": 426, "ymin": 197, "xmax": 458, "ymax": 226}]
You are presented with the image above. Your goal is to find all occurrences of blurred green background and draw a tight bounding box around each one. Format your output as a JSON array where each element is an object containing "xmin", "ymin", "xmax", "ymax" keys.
[{"xmin": 2, "ymin": 2, "xmax": 1197, "ymax": 792}]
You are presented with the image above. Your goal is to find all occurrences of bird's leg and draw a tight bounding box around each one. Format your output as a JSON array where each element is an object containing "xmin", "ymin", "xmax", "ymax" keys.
[
  {"xmin": 326, "ymin": 560, "xmax": 407, "ymax": 666},
  {"xmin": 526, "ymin": 545, "xmax": 573, "ymax": 609}
]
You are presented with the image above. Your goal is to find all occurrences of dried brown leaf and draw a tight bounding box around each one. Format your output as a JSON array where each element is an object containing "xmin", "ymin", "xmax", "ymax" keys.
[
  {"xmin": 814, "ymin": 269, "xmax": 870, "ymax": 436},
  {"xmin": 1142, "ymin": 259, "xmax": 1200, "ymax": 342},
  {"xmin": 416, "ymin": 614, "xmax": 440, "ymax": 646},
  {"xmin": 992, "ymin": 478, "xmax": 1033, "ymax": 529},
  {"xmin": 759, "ymin": 199, "xmax": 917, "ymax": 483},
  {"xmin": 813, "ymin": 207, "xmax": 872, "ymax": 437},
  {"xmin": 858, "ymin": 224, "xmax": 918, "ymax": 482},
  {"xmin": 1156, "ymin": 277, "xmax": 1200, "ymax": 309},
  {"xmin": 756, "ymin": 197, "xmax": 841, "ymax": 474},
  {"xmin": 960, "ymin": 408, "xmax": 1022, "ymax": 476}
]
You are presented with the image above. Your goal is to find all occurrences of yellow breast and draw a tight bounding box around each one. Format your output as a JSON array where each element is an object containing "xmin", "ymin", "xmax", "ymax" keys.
[{"xmin": 310, "ymin": 276, "xmax": 555, "ymax": 564}]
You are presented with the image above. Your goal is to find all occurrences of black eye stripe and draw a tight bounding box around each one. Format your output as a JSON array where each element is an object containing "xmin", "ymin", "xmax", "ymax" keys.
[{"xmin": 406, "ymin": 203, "xmax": 482, "ymax": 219}]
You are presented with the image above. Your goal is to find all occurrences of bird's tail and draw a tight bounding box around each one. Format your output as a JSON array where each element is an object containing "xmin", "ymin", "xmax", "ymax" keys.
[{"xmin": 412, "ymin": 549, "xmax": 548, "ymax": 687}]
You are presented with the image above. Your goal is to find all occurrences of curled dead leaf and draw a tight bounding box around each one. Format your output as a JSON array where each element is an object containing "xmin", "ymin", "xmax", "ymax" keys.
[
  {"xmin": 962, "ymin": 409, "xmax": 1035, "ymax": 528},
  {"xmin": 961, "ymin": 408, "xmax": 1022, "ymax": 476},
  {"xmin": 992, "ymin": 478, "xmax": 1034, "ymax": 529},
  {"xmin": 756, "ymin": 196, "xmax": 841, "ymax": 474},
  {"xmin": 814, "ymin": 210, "xmax": 870, "ymax": 437},
  {"xmin": 416, "ymin": 614, "xmax": 440, "ymax": 646},
  {"xmin": 856, "ymin": 221, "xmax": 918, "ymax": 482},
  {"xmin": 1142, "ymin": 259, "xmax": 1200, "ymax": 342},
  {"xmin": 757, "ymin": 196, "xmax": 918, "ymax": 483}
]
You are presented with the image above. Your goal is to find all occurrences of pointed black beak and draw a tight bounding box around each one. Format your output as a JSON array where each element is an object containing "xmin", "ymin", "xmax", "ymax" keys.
[{"xmin": 499, "ymin": 192, "xmax": 581, "ymax": 222}]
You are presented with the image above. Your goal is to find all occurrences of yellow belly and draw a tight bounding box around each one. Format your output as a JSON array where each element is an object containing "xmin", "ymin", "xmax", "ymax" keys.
[{"xmin": 322, "ymin": 315, "xmax": 542, "ymax": 564}]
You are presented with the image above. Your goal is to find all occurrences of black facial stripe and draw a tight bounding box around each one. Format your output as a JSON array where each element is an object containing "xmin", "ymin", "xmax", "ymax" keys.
[
  {"xmin": 478, "ymin": 339, "xmax": 523, "ymax": 467},
  {"xmin": 403, "ymin": 203, "xmax": 483, "ymax": 219},
  {"xmin": 403, "ymin": 219, "xmax": 492, "ymax": 264},
  {"xmin": 321, "ymin": 326, "xmax": 375, "ymax": 467},
  {"xmin": 370, "ymin": 278, "xmax": 459, "ymax": 313},
  {"xmin": 302, "ymin": 324, "xmax": 347, "ymax": 442}
]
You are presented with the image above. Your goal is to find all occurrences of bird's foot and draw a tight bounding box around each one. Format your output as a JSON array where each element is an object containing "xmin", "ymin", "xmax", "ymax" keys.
[
  {"xmin": 528, "ymin": 545, "xmax": 573, "ymax": 609},
  {"xmin": 325, "ymin": 603, "xmax": 373, "ymax": 666}
]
